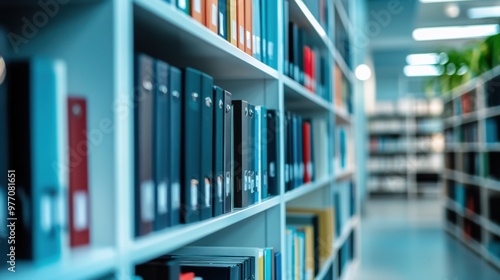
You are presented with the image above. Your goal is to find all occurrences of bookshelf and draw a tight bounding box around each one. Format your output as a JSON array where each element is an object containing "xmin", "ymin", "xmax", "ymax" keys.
[
  {"xmin": 0, "ymin": 0, "xmax": 365, "ymax": 279},
  {"xmin": 368, "ymin": 99, "xmax": 444, "ymax": 197},
  {"xmin": 443, "ymin": 66, "xmax": 500, "ymax": 270}
]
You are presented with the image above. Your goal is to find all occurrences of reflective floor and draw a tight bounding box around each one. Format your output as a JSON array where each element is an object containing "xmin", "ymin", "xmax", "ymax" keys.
[{"xmin": 353, "ymin": 198, "xmax": 500, "ymax": 280}]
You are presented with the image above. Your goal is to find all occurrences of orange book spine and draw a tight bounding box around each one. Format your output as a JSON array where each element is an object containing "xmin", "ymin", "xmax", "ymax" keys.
[
  {"xmin": 205, "ymin": 0, "xmax": 218, "ymax": 33},
  {"xmin": 191, "ymin": 0, "xmax": 205, "ymax": 24},
  {"xmin": 237, "ymin": 0, "xmax": 245, "ymax": 51},
  {"xmin": 244, "ymin": 0, "xmax": 252, "ymax": 55}
]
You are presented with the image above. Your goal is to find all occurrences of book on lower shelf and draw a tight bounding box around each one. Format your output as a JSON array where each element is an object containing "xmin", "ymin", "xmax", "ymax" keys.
[{"xmin": 135, "ymin": 246, "xmax": 279, "ymax": 280}]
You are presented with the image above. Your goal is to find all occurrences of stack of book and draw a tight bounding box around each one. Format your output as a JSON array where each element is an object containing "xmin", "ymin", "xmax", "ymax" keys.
[
  {"xmin": 285, "ymin": 207, "xmax": 335, "ymax": 280},
  {"xmin": 137, "ymin": 246, "xmax": 280, "ymax": 280},
  {"xmin": 174, "ymin": 0, "xmax": 278, "ymax": 69}
]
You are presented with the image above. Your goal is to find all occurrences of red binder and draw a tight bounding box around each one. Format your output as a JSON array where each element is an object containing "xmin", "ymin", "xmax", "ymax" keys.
[
  {"xmin": 303, "ymin": 46, "xmax": 311, "ymax": 91},
  {"xmin": 68, "ymin": 97, "xmax": 90, "ymax": 247},
  {"xmin": 303, "ymin": 121, "xmax": 312, "ymax": 183}
]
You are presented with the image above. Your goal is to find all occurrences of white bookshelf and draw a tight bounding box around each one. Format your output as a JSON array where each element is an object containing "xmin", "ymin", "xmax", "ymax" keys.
[{"xmin": 0, "ymin": 0, "xmax": 366, "ymax": 279}]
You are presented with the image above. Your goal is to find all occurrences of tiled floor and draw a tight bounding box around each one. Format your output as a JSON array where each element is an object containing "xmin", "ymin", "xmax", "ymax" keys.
[{"xmin": 352, "ymin": 198, "xmax": 500, "ymax": 280}]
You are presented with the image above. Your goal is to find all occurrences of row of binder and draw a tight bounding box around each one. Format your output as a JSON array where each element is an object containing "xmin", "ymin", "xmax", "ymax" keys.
[
  {"xmin": 134, "ymin": 53, "xmax": 281, "ymax": 237},
  {"xmin": 285, "ymin": 207, "xmax": 334, "ymax": 280},
  {"xmin": 136, "ymin": 246, "xmax": 281, "ymax": 280},
  {"xmin": 174, "ymin": 0, "xmax": 278, "ymax": 69},
  {"xmin": 333, "ymin": 181, "xmax": 355, "ymax": 238},
  {"xmin": 283, "ymin": 10, "xmax": 330, "ymax": 100},
  {"xmin": 284, "ymin": 113, "xmax": 316, "ymax": 192},
  {"xmin": 334, "ymin": 7, "xmax": 351, "ymax": 70},
  {"xmin": 0, "ymin": 58, "xmax": 92, "ymax": 266}
]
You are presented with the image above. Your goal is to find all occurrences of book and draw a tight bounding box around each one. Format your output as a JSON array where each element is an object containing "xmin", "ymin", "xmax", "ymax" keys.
[
  {"xmin": 200, "ymin": 73, "xmax": 214, "ymax": 220},
  {"xmin": 169, "ymin": 66, "xmax": 183, "ymax": 226},
  {"xmin": 232, "ymin": 100, "xmax": 250, "ymax": 208},
  {"xmin": 154, "ymin": 60, "xmax": 170, "ymax": 231},
  {"xmin": 267, "ymin": 110, "xmax": 279, "ymax": 196},
  {"xmin": 67, "ymin": 97, "xmax": 91, "ymax": 247},
  {"xmin": 223, "ymin": 90, "xmax": 233, "ymax": 213},
  {"xmin": 182, "ymin": 67, "xmax": 203, "ymax": 223},
  {"xmin": 213, "ymin": 86, "xmax": 225, "ymax": 217},
  {"xmin": 8, "ymin": 58, "xmax": 67, "ymax": 262},
  {"xmin": 205, "ymin": 0, "xmax": 218, "ymax": 33},
  {"xmin": 134, "ymin": 54, "xmax": 155, "ymax": 236}
]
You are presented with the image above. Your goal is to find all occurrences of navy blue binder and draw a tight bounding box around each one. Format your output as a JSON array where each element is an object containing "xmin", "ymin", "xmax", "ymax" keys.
[
  {"xmin": 154, "ymin": 60, "xmax": 170, "ymax": 231},
  {"xmin": 8, "ymin": 58, "xmax": 65, "ymax": 262},
  {"xmin": 218, "ymin": 0, "xmax": 228, "ymax": 39},
  {"xmin": 182, "ymin": 68, "xmax": 202, "ymax": 223},
  {"xmin": 169, "ymin": 66, "xmax": 182, "ymax": 226},
  {"xmin": 232, "ymin": 100, "xmax": 249, "ymax": 208},
  {"xmin": 267, "ymin": 110, "xmax": 279, "ymax": 195},
  {"xmin": 286, "ymin": 112, "xmax": 293, "ymax": 191},
  {"xmin": 200, "ymin": 73, "xmax": 214, "ymax": 220},
  {"xmin": 213, "ymin": 86, "xmax": 225, "ymax": 217},
  {"xmin": 223, "ymin": 90, "xmax": 233, "ymax": 213},
  {"xmin": 135, "ymin": 54, "xmax": 155, "ymax": 236}
]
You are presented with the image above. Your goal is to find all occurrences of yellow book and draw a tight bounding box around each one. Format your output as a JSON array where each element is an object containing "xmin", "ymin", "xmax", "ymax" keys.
[
  {"xmin": 302, "ymin": 226, "xmax": 315, "ymax": 280},
  {"xmin": 259, "ymin": 249, "xmax": 264, "ymax": 280},
  {"xmin": 287, "ymin": 208, "xmax": 335, "ymax": 265},
  {"xmin": 227, "ymin": 0, "xmax": 237, "ymax": 46}
]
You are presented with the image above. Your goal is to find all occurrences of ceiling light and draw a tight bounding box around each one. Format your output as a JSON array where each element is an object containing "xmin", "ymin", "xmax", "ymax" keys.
[
  {"xmin": 468, "ymin": 6, "xmax": 500, "ymax": 19},
  {"xmin": 445, "ymin": 3, "xmax": 460, "ymax": 18},
  {"xmin": 406, "ymin": 53, "xmax": 440, "ymax": 65},
  {"xmin": 420, "ymin": 0, "xmax": 469, "ymax": 3},
  {"xmin": 413, "ymin": 24, "xmax": 499, "ymax": 41},
  {"xmin": 355, "ymin": 64, "xmax": 372, "ymax": 81},
  {"xmin": 404, "ymin": 65, "xmax": 443, "ymax": 77}
]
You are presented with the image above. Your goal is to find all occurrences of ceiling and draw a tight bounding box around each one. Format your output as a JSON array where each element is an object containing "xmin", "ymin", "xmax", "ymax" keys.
[{"xmin": 366, "ymin": 0, "xmax": 500, "ymax": 92}]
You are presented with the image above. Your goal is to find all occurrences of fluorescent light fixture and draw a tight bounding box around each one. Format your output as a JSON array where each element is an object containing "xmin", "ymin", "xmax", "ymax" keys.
[
  {"xmin": 355, "ymin": 64, "xmax": 371, "ymax": 81},
  {"xmin": 468, "ymin": 6, "xmax": 500, "ymax": 19},
  {"xmin": 404, "ymin": 65, "xmax": 443, "ymax": 77},
  {"xmin": 406, "ymin": 53, "xmax": 440, "ymax": 65},
  {"xmin": 413, "ymin": 24, "xmax": 499, "ymax": 41},
  {"xmin": 420, "ymin": 0, "xmax": 469, "ymax": 3}
]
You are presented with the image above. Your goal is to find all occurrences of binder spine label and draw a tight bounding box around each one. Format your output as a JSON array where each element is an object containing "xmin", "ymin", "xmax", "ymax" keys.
[
  {"xmin": 73, "ymin": 191, "xmax": 88, "ymax": 231},
  {"xmin": 195, "ymin": 0, "xmax": 201, "ymax": 13},
  {"xmin": 179, "ymin": 0, "xmax": 187, "ymax": 9},
  {"xmin": 141, "ymin": 181, "xmax": 154, "ymax": 222},
  {"xmin": 172, "ymin": 183, "xmax": 181, "ymax": 209},
  {"xmin": 232, "ymin": 21, "xmax": 237, "ymax": 40},
  {"xmin": 204, "ymin": 180, "xmax": 211, "ymax": 207},
  {"xmin": 157, "ymin": 182, "xmax": 168, "ymax": 214},
  {"xmin": 41, "ymin": 194, "xmax": 53, "ymax": 233},
  {"xmin": 240, "ymin": 26, "xmax": 244, "ymax": 45},
  {"xmin": 220, "ymin": 13, "xmax": 224, "ymax": 35},
  {"xmin": 191, "ymin": 180, "xmax": 199, "ymax": 210},
  {"xmin": 212, "ymin": 4, "xmax": 217, "ymax": 25}
]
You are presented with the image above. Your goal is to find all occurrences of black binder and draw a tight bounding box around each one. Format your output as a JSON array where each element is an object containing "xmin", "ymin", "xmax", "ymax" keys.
[
  {"xmin": 200, "ymin": 73, "xmax": 214, "ymax": 220},
  {"xmin": 154, "ymin": 60, "xmax": 170, "ymax": 231},
  {"xmin": 247, "ymin": 103, "xmax": 256, "ymax": 205},
  {"xmin": 134, "ymin": 54, "xmax": 155, "ymax": 236},
  {"xmin": 0, "ymin": 50, "xmax": 7, "ymax": 269},
  {"xmin": 232, "ymin": 100, "xmax": 249, "ymax": 208},
  {"xmin": 213, "ymin": 86, "xmax": 225, "ymax": 217},
  {"xmin": 179, "ymin": 263, "xmax": 241, "ymax": 280},
  {"xmin": 267, "ymin": 110, "xmax": 279, "ymax": 196},
  {"xmin": 182, "ymin": 67, "xmax": 202, "ymax": 223},
  {"xmin": 136, "ymin": 259, "xmax": 180, "ymax": 280},
  {"xmin": 169, "ymin": 66, "xmax": 182, "ymax": 226},
  {"xmin": 223, "ymin": 90, "xmax": 233, "ymax": 213}
]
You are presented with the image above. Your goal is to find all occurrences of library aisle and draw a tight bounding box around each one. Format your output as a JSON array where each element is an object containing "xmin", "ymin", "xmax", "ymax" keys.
[{"xmin": 353, "ymin": 199, "xmax": 500, "ymax": 280}]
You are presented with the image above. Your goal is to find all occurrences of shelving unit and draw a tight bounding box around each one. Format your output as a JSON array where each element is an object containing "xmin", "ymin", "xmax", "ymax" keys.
[
  {"xmin": 443, "ymin": 66, "xmax": 500, "ymax": 270},
  {"xmin": 367, "ymin": 99, "xmax": 444, "ymax": 197},
  {"xmin": 0, "ymin": 0, "xmax": 366, "ymax": 279}
]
